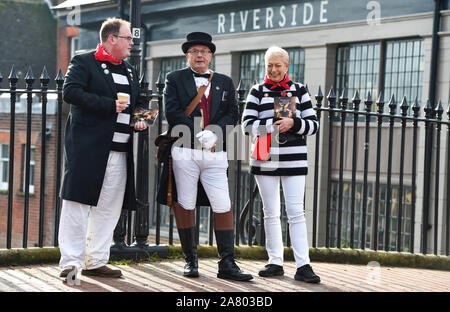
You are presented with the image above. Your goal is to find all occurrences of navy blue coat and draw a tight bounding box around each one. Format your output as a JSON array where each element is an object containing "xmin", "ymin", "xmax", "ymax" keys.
[{"xmin": 60, "ymin": 51, "xmax": 140, "ymax": 210}]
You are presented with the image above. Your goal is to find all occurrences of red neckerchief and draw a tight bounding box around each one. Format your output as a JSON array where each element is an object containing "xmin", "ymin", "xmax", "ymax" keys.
[
  {"xmin": 264, "ymin": 74, "xmax": 291, "ymax": 90},
  {"xmin": 94, "ymin": 43, "xmax": 122, "ymax": 64}
]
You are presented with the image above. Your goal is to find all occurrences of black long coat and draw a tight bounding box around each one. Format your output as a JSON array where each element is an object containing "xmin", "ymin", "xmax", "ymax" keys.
[
  {"xmin": 60, "ymin": 51, "xmax": 140, "ymax": 210},
  {"xmin": 156, "ymin": 67, "xmax": 238, "ymax": 206}
]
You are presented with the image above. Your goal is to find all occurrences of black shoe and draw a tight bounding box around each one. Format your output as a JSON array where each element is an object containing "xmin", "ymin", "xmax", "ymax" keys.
[
  {"xmin": 294, "ymin": 264, "xmax": 320, "ymax": 283},
  {"xmin": 258, "ymin": 264, "xmax": 284, "ymax": 277},
  {"xmin": 184, "ymin": 255, "xmax": 199, "ymax": 278},
  {"xmin": 217, "ymin": 259, "xmax": 253, "ymax": 281}
]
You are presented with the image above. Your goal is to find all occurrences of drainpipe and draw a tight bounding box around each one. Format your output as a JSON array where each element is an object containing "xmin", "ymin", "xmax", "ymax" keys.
[{"xmin": 422, "ymin": 0, "xmax": 441, "ymax": 254}]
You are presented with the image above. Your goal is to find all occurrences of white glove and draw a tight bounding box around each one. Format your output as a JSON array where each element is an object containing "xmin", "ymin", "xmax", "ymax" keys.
[{"xmin": 196, "ymin": 130, "xmax": 218, "ymax": 150}]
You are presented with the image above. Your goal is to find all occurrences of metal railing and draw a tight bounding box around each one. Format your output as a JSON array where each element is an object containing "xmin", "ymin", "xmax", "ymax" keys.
[{"xmin": 1, "ymin": 65, "xmax": 449, "ymax": 257}]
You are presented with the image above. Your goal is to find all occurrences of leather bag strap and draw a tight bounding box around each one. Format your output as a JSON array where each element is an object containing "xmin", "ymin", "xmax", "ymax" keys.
[{"xmin": 184, "ymin": 71, "xmax": 214, "ymax": 117}]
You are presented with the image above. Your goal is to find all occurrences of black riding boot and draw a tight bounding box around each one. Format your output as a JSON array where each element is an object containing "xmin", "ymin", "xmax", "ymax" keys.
[
  {"xmin": 178, "ymin": 227, "xmax": 199, "ymax": 277},
  {"xmin": 215, "ymin": 229, "xmax": 253, "ymax": 281}
]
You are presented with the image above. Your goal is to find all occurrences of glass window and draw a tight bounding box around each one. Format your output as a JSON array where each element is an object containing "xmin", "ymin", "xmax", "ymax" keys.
[
  {"xmin": 336, "ymin": 42, "xmax": 380, "ymax": 108},
  {"xmin": 240, "ymin": 48, "xmax": 305, "ymax": 95},
  {"xmin": 330, "ymin": 181, "xmax": 373, "ymax": 249},
  {"xmin": 335, "ymin": 38, "xmax": 424, "ymax": 115},
  {"xmin": 383, "ymin": 38, "xmax": 425, "ymax": 115},
  {"xmin": 0, "ymin": 144, "xmax": 9, "ymax": 191},
  {"xmin": 22, "ymin": 145, "xmax": 35, "ymax": 194},
  {"xmin": 377, "ymin": 184, "xmax": 413, "ymax": 252},
  {"xmin": 330, "ymin": 181, "xmax": 411, "ymax": 252},
  {"xmin": 70, "ymin": 37, "xmax": 79, "ymax": 58}
]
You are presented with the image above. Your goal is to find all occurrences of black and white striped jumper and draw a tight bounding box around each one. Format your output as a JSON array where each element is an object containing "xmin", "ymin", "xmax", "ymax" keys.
[
  {"xmin": 107, "ymin": 62, "xmax": 132, "ymax": 152},
  {"xmin": 241, "ymin": 81, "xmax": 319, "ymax": 176}
]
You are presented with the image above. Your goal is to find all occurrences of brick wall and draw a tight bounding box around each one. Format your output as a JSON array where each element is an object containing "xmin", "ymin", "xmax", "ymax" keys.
[{"xmin": 0, "ymin": 113, "xmax": 61, "ymax": 248}]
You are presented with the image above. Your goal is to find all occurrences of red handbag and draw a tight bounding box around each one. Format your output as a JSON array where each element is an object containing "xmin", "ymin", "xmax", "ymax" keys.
[{"xmin": 251, "ymin": 133, "xmax": 271, "ymax": 161}]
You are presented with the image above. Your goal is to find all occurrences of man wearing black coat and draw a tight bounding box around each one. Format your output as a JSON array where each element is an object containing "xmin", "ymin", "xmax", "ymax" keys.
[
  {"xmin": 58, "ymin": 18, "xmax": 147, "ymax": 279},
  {"xmin": 162, "ymin": 32, "xmax": 252, "ymax": 281}
]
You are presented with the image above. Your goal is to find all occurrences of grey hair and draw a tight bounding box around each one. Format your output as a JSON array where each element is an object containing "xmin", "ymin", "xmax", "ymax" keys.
[{"xmin": 264, "ymin": 46, "xmax": 289, "ymax": 65}]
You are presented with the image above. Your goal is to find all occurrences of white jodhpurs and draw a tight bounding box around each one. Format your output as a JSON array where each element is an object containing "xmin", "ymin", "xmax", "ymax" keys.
[
  {"xmin": 254, "ymin": 174, "xmax": 310, "ymax": 269},
  {"xmin": 171, "ymin": 146, "xmax": 231, "ymax": 213},
  {"xmin": 58, "ymin": 151, "xmax": 127, "ymax": 270}
]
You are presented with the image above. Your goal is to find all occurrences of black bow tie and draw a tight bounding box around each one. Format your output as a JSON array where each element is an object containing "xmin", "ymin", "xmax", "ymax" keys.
[{"xmin": 192, "ymin": 72, "xmax": 210, "ymax": 78}]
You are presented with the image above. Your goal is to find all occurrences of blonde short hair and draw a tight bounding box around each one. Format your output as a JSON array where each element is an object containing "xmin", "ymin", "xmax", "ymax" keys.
[
  {"xmin": 264, "ymin": 46, "xmax": 289, "ymax": 65},
  {"xmin": 99, "ymin": 17, "xmax": 131, "ymax": 43}
]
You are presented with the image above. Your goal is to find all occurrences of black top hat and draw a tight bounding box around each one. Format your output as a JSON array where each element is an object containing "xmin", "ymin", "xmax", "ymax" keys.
[{"xmin": 182, "ymin": 32, "xmax": 216, "ymax": 54}]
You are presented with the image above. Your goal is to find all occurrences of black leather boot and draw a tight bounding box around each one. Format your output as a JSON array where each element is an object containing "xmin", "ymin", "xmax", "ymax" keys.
[
  {"xmin": 178, "ymin": 227, "xmax": 199, "ymax": 278},
  {"xmin": 215, "ymin": 229, "xmax": 253, "ymax": 281}
]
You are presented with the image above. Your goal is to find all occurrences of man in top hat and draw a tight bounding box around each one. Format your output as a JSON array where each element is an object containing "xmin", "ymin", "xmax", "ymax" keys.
[{"xmin": 162, "ymin": 32, "xmax": 253, "ymax": 281}]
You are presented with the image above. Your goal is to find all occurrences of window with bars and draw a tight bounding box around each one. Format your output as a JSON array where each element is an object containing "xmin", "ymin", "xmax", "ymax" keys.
[
  {"xmin": 0, "ymin": 144, "xmax": 8, "ymax": 191},
  {"xmin": 330, "ymin": 181, "xmax": 373, "ymax": 249},
  {"xmin": 377, "ymin": 184, "xmax": 413, "ymax": 252},
  {"xmin": 330, "ymin": 181, "xmax": 412, "ymax": 251},
  {"xmin": 384, "ymin": 39, "xmax": 425, "ymax": 114},
  {"xmin": 239, "ymin": 48, "xmax": 305, "ymax": 95},
  {"xmin": 336, "ymin": 42, "xmax": 380, "ymax": 107},
  {"xmin": 335, "ymin": 38, "xmax": 425, "ymax": 115}
]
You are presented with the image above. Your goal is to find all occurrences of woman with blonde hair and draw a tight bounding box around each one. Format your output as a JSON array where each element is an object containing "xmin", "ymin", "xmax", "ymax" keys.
[{"xmin": 241, "ymin": 46, "xmax": 320, "ymax": 283}]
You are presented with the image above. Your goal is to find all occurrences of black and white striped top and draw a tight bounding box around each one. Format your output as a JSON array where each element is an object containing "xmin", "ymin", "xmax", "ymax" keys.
[
  {"xmin": 241, "ymin": 81, "xmax": 319, "ymax": 176},
  {"xmin": 108, "ymin": 62, "xmax": 131, "ymax": 153}
]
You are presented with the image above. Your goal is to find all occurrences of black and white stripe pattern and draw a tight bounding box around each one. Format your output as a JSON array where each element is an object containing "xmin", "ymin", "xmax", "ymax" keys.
[
  {"xmin": 242, "ymin": 81, "xmax": 319, "ymax": 176},
  {"xmin": 108, "ymin": 62, "xmax": 131, "ymax": 152}
]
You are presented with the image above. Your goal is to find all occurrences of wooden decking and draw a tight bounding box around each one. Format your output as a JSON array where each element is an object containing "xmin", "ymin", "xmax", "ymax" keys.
[{"xmin": 0, "ymin": 259, "xmax": 449, "ymax": 292}]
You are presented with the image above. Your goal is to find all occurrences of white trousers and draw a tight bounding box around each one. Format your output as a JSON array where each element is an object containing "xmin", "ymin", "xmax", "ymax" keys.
[
  {"xmin": 171, "ymin": 146, "xmax": 231, "ymax": 213},
  {"xmin": 254, "ymin": 175, "xmax": 310, "ymax": 268},
  {"xmin": 58, "ymin": 151, "xmax": 127, "ymax": 270}
]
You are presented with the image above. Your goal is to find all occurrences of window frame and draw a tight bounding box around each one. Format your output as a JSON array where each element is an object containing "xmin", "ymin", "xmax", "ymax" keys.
[{"xmin": 0, "ymin": 143, "xmax": 9, "ymax": 191}]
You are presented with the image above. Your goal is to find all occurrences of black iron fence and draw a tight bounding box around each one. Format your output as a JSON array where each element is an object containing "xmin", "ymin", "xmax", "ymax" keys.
[{"xmin": 1, "ymin": 65, "xmax": 449, "ymax": 257}]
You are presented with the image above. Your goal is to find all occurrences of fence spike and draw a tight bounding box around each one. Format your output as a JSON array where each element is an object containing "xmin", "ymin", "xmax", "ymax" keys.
[
  {"xmin": 327, "ymin": 87, "xmax": 336, "ymax": 100},
  {"xmin": 156, "ymin": 71, "xmax": 164, "ymax": 86},
  {"xmin": 8, "ymin": 65, "xmax": 19, "ymax": 83},
  {"xmin": 388, "ymin": 94, "xmax": 397, "ymax": 115},
  {"xmin": 25, "ymin": 66, "xmax": 35, "ymax": 86},
  {"xmin": 352, "ymin": 90, "xmax": 361, "ymax": 110},
  {"xmin": 139, "ymin": 69, "xmax": 149, "ymax": 88},
  {"xmin": 55, "ymin": 69, "xmax": 64, "ymax": 84},
  {"xmin": 376, "ymin": 90, "xmax": 384, "ymax": 114},
  {"xmin": 40, "ymin": 66, "xmax": 50, "ymax": 85},
  {"xmin": 424, "ymin": 99, "xmax": 433, "ymax": 119},
  {"xmin": 315, "ymin": 86, "xmax": 323, "ymax": 108},
  {"xmin": 400, "ymin": 96, "xmax": 409, "ymax": 116},
  {"xmin": 365, "ymin": 90, "xmax": 372, "ymax": 102},
  {"xmin": 412, "ymin": 96, "xmax": 420, "ymax": 118},
  {"xmin": 364, "ymin": 91, "xmax": 372, "ymax": 112},
  {"xmin": 352, "ymin": 90, "xmax": 360, "ymax": 102},
  {"xmin": 237, "ymin": 79, "xmax": 246, "ymax": 97},
  {"xmin": 316, "ymin": 85, "xmax": 323, "ymax": 98},
  {"xmin": 376, "ymin": 90, "xmax": 384, "ymax": 104},
  {"xmin": 435, "ymin": 99, "xmax": 443, "ymax": 119}
]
